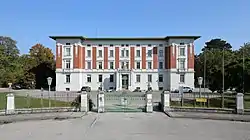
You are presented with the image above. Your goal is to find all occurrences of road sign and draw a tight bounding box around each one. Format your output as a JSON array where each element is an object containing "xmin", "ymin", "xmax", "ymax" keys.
[{"xmin": 196, "ymin": 98, "xmax": 207, "ymax": 102}]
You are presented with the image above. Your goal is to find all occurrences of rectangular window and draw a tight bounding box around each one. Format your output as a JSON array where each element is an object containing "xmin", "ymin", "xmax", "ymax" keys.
[
  {"xmin": 180, "ymin": 74, "xmax": 185, "ymax": 83},
  {"xmin": 98, "ymin": 75, "xmax": 102, "ymax": 82},
  {"xmin": 136, "ymin": 62, "xmax": 140, "ymax": 69},
  {"xmin": 87, "ymin": 50, "xmax": 91, "ymax": 57},
  {"xmin": 179, "ymin": 58, "xmax": 185, "ymax": 69},
  {"xmin": 159, "ymin": 50, "xmax": 163, "ymax": 57},
  {"xmin": 98, "ymin": 50, "xmax": 102, "ymax": 57},
  {"xmin": 159, "ymin": 87, "xmax": 163, "ymax": 90},
  {"xmin": 87, "ymin": 74, "xmax": 91, "ymax": 82},
  {"xmin": 136, "ymin": 50, "xmax": 140, "ymax": 57},
  {"xmin": 66, "ymin": 74, "xmax": 70, "ymax": 83},
  {"xmin": 147, "ymin": 50, "xmax": 152, "ymax": 57},
  {"xmin": 147, "ymin": 62, "xmax": 152, "ymax": 69},
  {"xmin": 110, "ymin": 74, "xmax": 114, "ymax": 82},
  {"xmin": 109, "ymin": 50, "xmax": 114, "ymax": 57},
  {"xmin": 87, "ymin": 62, "xmax": 91, "ymax": 69},
  {"xmin": 136, "ymin": 75, "xmax": 140, "ymax": 82},
  {"xmin": 65, "ymin": 48, "xmax": 71, "ymax": 56},
  {"xmin": 109, "ymin": 61, "xmax": 114, "ymax": 69},
  {"xmin": 126, "ymin": 50, "xmax": 129, "ymax": 57},
  {"xmin": 180, "ymin": 48, "xmax": 185, "ymax": 56},
  {"xmin": 159, "ymin": 62, "xmax": 163, "ymax": 69},
  {"xmin": 65, "ymin": 60, "xmax": 71, "ymax": 69},
  {"xmin": 66, "ymin": 43, "xmax": 71, "ymax": 45},
  {"xmin": 98, "ymin": 62, "xmax": 102, "ymax": 69},
  {"xmin": 159, "ymin": 74, "xmax": 163, "ymax": 82},
  {"xmin": 148, "ymin": 74, "xmax": 152, "ymax": 82},
  {"xmin": 121, "ymin": 50, "xmax": 125, "ymax": 57}
]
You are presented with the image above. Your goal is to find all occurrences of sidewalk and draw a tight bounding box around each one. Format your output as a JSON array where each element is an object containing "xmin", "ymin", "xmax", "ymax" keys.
[
  {"xmin": 0, "ymin": 112, "xmax": 87, "ymax": 124},
  {"xmin": 165, "ymin": 111, "xmax": 250, "ymax": 122}
]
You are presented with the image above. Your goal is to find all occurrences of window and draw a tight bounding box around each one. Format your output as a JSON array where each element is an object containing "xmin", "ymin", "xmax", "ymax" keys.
[
  {"xmin": 126, "ymin": 44, "xmax": 129, "ymax": 47},
  {"xmin": 66, "ymin": 43, "xmax": 70, "ymax": 45},
  {"xmin": 110, "ymin": 74, "xmax": 114, "ymax": 82},
  {"xmin": 87, "ymin": 44, "xmax": 91, "ymax": 47},
  {"xmin": 65, "ymin": 60, "xmax": 71, "ymax": 69},
  {"xmin": 109, "ymin": 50, "xmax": 114, "ymax": 57},
  {"xmin": 66, "ymin": 88, "xmax": 70, "ymax": 91},
  {"xmin": 159, "ymin": 74, "xmax": 163, "ymax": 82},
  {"xmin": 136, "ymin": 62, "xmax": 140, "ymax": 69},
  {"xmin": 159, "ymin": 44, "xmax": 163, "ymax": 47},
  {"xmin": 98, "ymin": 44, "xmax": 102, "ymax": 47},
  {"xmin": 126, "ymin": 50, "xmax": 129, "ymax": 57},
  {"xmin": 179, "ymin": 58, "xmax": 185, "ymax": 69},
  {"xmin": 121, "ymin": 50, "xmax": 125, "ymax": 57},
  {"xmin": 147, "ymin": 50, "xmax": 152, "ymax": 57},
  {"xmin": 66, "ymin": 74, "xmax": 70, "ymax": 83},
  {"xmin": 110, "ymin": 44, "xmax": 113, "ymax": 47},
  {"xmin": 136, "ymin": 75, "xmax": 140, "ymax": 82},
  {"xmin": 65, "ymin": 48, "xmax": 71, "ymax": 56},
  {"xmin": 87, "ymin": 75, "xmax": 91, "ymax": 82},
  {"xmin": 98, "ymin": 75, "xmax": 102, "ymax": 82},
  {"xmin": 87, "ymin": 50, "xmax": 91, "ymax": 57},
  {"xmin": 109, "ymin": 62, "xmax": 114, "ymax": 69},
  {"xmin": 121, "ymin": 44, "xmax": 124, "ymax": 47},
  {"xmin": 147, "ymin": 62, "xmax": 152, "ymax": 69},
  {"xmin": 148, "ymin": 44, "xmax": 152, "ymax": 47},
  {"xmin": 180, "ymin": 74, "xmax": 185, "ymax": 83},
  {"xmin": 159, "ymin": 50, "xmax": 163, "ymax": 57},
  {"xmin": 180, "ymin": 48, "xmax": 185, "ymax": 56},
  {"xmin": 98, "ymin": 62, "xmax": 102, "ymax": 69},
  {"xmin": 159, "ymin": 62, "xmax": 163, "ymax": 69},
  {"xmin": 136, "ymin": 44, "xmax": 140, "ymax": 47},
  {"xmin": 180, "ymin": 43, "xmax": 185, "ymax": 45},
  {"xmin": 87, "ymin": 62, "xmax": 91, "ymax": 69},
  {"xmin": 98, "ymin": 50, "xmax": 102, "ymax": 57},
  {"xmin": 148, "ymin": 74, "xmax": 152, "ymax": 82},
  {"xmin": 136, "ymin": 50, "xmax": 140, "ymax": 57},
  {"xmin": 159, "ymin": 87, "xmax": 163, "ymax": 90}
]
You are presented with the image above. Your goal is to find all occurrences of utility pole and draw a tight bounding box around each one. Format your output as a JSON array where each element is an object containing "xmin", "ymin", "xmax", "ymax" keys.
[
  {"xmin": 204, "ymin": 48, "xmax": 206, "ymax": 93},
  {"xmin": 243, "ymin": 44, "xmax": 245, "ymax": 94},
  {"xmin": 222, "ymin": 47, "xmax": 225, "ymax": 108}
]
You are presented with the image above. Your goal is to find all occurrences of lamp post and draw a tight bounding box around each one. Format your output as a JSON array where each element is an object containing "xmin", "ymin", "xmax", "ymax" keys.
[
  {"xmin": 198, "ymin": 77, "xmax": 203, "ymax": 98},
  {"xmin": 8, "ymin": 83, "xmax": 12, "ymax": 93},
  {"xmin": 47, "ymin": 77, "xmax": 52, "ymax": 108}
]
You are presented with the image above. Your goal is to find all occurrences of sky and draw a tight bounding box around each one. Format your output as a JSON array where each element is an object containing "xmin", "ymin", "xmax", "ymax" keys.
[{"xmin": 0, "ymin": 0, "xmax": 249, "ymax": 54}]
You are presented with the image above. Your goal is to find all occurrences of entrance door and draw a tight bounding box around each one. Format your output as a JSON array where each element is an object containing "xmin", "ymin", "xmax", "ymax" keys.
[{"xmin": 122, "ymin": 74, "xmax": 129, "ymax": 89}]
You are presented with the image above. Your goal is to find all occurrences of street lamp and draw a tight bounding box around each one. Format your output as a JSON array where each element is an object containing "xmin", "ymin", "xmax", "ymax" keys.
[
  {"xmin": 47, "ymin": 77, "xmax": 52, "ymax": 108},
  {"xmin": 198, "ymin": 77, "xmax": 203, "ymax": 98}
]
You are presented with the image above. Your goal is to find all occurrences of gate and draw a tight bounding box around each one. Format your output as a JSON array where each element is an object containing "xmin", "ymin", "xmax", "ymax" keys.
[{"xmin": 104, "ymin": 94, "xmax": 146, "ymax": 112}]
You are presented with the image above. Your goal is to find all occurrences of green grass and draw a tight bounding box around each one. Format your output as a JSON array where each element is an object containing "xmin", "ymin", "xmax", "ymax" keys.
[{"xmin": 0, "ymin": 93, "xmax": 72, "ymax": 110}]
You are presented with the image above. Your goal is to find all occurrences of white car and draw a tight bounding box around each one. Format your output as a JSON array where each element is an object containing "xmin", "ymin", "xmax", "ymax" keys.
[{"xmin": 174, "ymin": 86, "xmax": 193, "ymax": 93}]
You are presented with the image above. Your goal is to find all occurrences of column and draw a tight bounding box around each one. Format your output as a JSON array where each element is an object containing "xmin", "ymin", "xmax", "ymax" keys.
[
  {"xmin": 146, "ymin": 92, "xmax": 153, "ymax": 113},
  {"xmin": 236, "ymin": 93, "xmax": 244, "ymax": 114},
  {"xmin": 97, "ymin": 91, "xmax": 105, "ymax": 113},
  {"xmin": 6, "ymin": 93, "xmax": 15, "ymax": 115},
  {"xmin": 116, "ymin": 72, "xmax": 120, "ymax": 91},
  {"xmin": 80, "ymin": 91, "xmax": 88, "ymax": 112}
]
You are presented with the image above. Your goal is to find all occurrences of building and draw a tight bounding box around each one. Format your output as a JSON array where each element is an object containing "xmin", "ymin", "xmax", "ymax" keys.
[{"xmin": 50, "ymin": 36, "xmax": 200, "ymax": 91}]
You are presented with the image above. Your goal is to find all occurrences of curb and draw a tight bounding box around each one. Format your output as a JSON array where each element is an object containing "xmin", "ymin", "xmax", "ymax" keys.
[{"xmin": 0, "ymin": 112, "xmax": 87, "ymax": 125}]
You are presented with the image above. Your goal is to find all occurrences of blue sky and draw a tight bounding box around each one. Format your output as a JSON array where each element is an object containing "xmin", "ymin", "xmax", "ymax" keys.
[{"xmin": 1, "ymin": 0, "xmax": 249, "ymax": 54}]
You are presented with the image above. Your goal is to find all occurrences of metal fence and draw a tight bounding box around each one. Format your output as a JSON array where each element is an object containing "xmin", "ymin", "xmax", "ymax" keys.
[
  {"xmin": 170, "ymin": 92, "xmax": 237, "ymax": 109},
  {"xmin": 244, "ymin": 93, "xmax": 250, "ymax": 111}
]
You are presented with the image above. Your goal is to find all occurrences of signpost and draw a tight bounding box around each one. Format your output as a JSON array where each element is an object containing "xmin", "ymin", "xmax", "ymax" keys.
[{"xmin": 198, "ymin": 77, "xmax": 203, "ymax": 98}]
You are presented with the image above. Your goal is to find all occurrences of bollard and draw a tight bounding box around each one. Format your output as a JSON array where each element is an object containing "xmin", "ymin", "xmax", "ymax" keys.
[
  {"xmin": 161, "ymin": 91, "xmax": 170, "ymax": 112},
  {"xmin": 80, "ymin": 91, "xmax": 88, "ymax": 112},
  {"xmin": 236, "ymin": 93, "xmax": 244, "ymax": 114},
  {"xmin": 6, "ymin": 93, "xmax": 15, "ymax": 115},
  {"xmin": 97, "ymin": 91, "xmax": 105, "ymax": 113},
  {"xmin": 146, "ymin": 92, "xmax": 153, "ymax": 113}
]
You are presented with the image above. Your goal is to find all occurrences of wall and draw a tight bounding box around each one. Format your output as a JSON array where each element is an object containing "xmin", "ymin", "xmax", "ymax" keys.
[{"xmin": 56, "ymin": 72, "xmax": 81, "ymax": 91}]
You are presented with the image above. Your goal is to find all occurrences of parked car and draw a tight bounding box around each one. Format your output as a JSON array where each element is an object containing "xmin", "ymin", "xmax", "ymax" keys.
[
  {"xmin": 12, "ymin": 84, "xmax": 22, "ymax": 90},
  {"xmin": 133, "ymin": 88, "xmax": 141, "ymax": 92},
  {"xmin": 174, "ymin": 86, "xmax": 193, "ymax": 93},
  {"xmin": 78, "ymin": 86, "xmax": 91, "ymax": 92}
]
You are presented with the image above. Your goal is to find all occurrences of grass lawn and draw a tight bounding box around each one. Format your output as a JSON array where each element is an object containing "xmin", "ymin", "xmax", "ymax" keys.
[{"xmin": 0, "ymin": 93, "xmax": 72, "ymax": 110}]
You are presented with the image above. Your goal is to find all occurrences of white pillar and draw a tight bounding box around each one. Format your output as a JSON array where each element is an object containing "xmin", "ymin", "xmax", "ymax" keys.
[
  {"xmin": 116, "ymin": 72, "xmax": 120, "ymax": 91},
  {"xmin": 161, "ymin": 91, "xmax": 170, "ymax": 112},
  {"xmin": 80, "ymin": 91, "xmax": 88, "ymax": 112},
  {"xmin": 236, "ymin": 93, "xmax": 244, "ymax": 114},
  {"xmin": 97, "ymin": 92, "xmax": 105, "ymax": 113},
  {"xmin": 146, "ymin": 92, "xmax": 153, "ymax": 113},
  {"xmin": 6, "ymin": 93, "xmax": 15, "ymax": 115}
]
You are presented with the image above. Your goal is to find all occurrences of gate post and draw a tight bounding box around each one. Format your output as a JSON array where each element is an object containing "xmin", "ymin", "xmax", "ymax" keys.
[
  {"xmin": 236, "ymin": 93, "xmax": 244, "ymax": 114},
  {"xmin": 80, "ymin": 91, "xmax": 88, "ymax": 112},
  {"xmin": 161, "ymin": 91, "xmax": 170, "ymax": 112},
  {"xmin": 146, "ymin": 91, "xmax": 153, "ymax": 113},
  {"xmin": 97, "ymin": 91, "xmax": 105, "ymax": 113},
  {"xmin": 6, "ymin": 93, "xmax": 15, "ymax": 115}
]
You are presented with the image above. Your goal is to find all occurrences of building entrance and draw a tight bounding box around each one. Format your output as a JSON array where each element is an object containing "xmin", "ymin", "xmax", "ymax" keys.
[{"xmin": 121, "ymin": 74, "xmax": 129, "ymax": 89}]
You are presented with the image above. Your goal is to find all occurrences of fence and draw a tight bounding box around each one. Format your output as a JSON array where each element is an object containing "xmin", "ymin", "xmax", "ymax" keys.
[
  {"xmin": 170, "ymin": 92, "xmax": 237, "ymax": 109},
  {"xmin": 244, "ymin": 93, "xmax": 250, "ymax": 111},
  {"xmin": 0, "ymin": 92, "xmax": 81, "ymax": 114}
]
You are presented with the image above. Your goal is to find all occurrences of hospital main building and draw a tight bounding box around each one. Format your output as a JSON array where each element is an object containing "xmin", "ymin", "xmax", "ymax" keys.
[{"xmin": 50, "ymin": 36, "xmax": 200, "ymax": 91}]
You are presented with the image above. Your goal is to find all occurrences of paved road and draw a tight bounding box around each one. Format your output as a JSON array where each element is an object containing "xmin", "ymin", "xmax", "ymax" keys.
[{"xmin": 0, "ymin": 112, "xmax": 249, "ymax": 140}]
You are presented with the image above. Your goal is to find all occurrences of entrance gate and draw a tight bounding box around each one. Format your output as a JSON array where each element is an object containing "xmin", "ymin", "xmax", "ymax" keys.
[{"xmin": 104, "ymin": 93, "xmax": 146, "ymax": 112}]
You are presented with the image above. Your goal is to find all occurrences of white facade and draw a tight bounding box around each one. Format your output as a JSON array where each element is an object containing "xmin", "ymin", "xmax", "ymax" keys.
[{"xmin": 52, "ymin": 36, "xmax": 199, "ymax": 92}]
